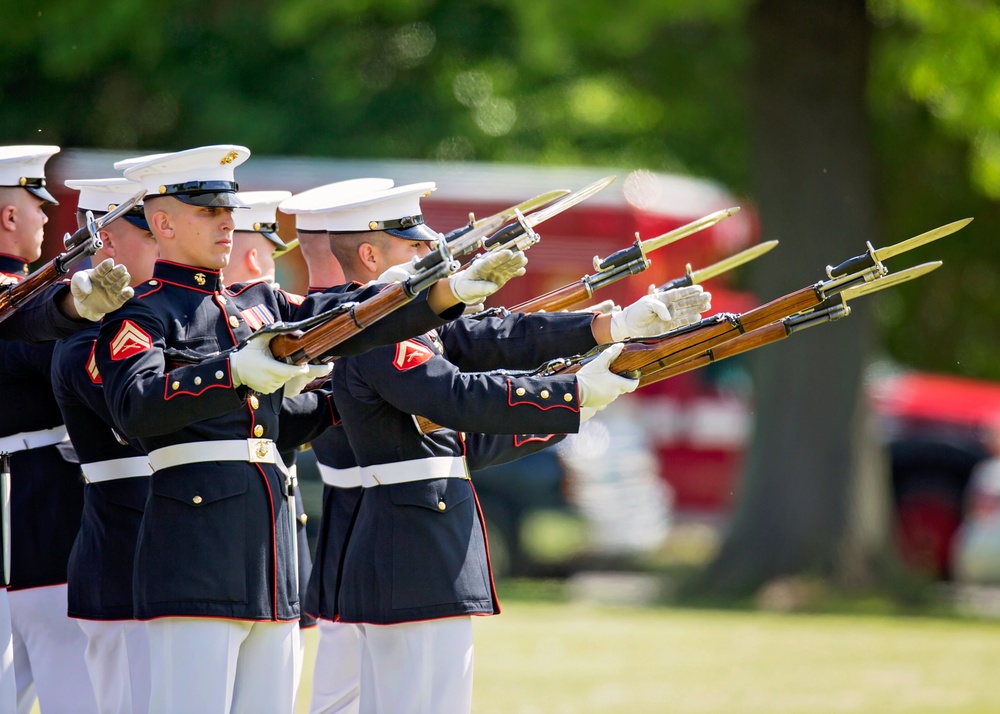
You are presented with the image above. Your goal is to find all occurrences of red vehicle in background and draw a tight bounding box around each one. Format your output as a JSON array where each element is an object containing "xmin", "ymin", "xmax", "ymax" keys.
[{"xmin": 45, "ymin": 150, "xmax": 998, "ymax": 579}]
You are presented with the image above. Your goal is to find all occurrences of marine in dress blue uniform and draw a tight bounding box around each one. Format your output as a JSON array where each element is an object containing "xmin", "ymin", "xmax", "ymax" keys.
[
  {"xmin": 279, "ymin": 180, "xmax": 559, "ymax": 714},
  {"xmin": 0, "ymin": 150, "xmax": 102, "ymax": 714},
  {"xmin": 94, "ymin": 146, "xmax": 507, "ymax": 714},
  {"xmin": 302, "ymin": 178, "xmax": 710, "ymax": 714},
  {"xmin": 0, "ymin": 145, "xmax": 134, "ymax": 346},
  {"xmin": 52, "ymin": 176, "xmax": 160, "ymax": 714}
]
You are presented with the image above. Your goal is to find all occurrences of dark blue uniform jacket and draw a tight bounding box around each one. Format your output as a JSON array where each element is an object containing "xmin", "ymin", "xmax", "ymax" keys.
[{"xmin": 95, "ymin": 260, "xmax": 459, "ymax": 622}]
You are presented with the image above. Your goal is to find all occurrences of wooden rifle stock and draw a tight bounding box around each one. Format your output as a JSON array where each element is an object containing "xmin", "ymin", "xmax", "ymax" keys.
[
  {"xmin": 637, "ymin": 321, "xmax": 790, "ymax": 387},
  {"xmin": 0, "ymin": 263, "xmax": 61, "ymax": 324},
  {"xmin": 511, "ymin": 282, "xmax": 594, "ymax": 313},
  {"xmin": 269, "ymin": 284, "xmax": 413, "ymax": 364}
]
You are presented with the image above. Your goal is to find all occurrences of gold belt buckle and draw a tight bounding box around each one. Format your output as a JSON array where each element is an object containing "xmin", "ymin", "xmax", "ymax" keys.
[{"xmin": 246, "ymin": 439, "xmax": 276, "ymax": 464}]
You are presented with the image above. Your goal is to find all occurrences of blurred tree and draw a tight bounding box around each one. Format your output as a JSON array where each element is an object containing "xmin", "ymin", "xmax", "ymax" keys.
[{"xmin": 697, "ymin": 0, "xmax": 885, "ymax": 596}]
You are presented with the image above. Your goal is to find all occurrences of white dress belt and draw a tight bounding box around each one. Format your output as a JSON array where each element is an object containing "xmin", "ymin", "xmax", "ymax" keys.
[
  {"xmin": 317, "ymin": 463, "xmax": 362, "ymax": 489},
  {"xmin": 81, "ymin": 456, "xmax": 153, "ymax": 484},
  {"xmin": 359, "ymin": 456, "xmax": 469, "ymax": 488},
  {"xmin": 0, "ymin": 426, "xmax": 69, "ymax": 454},
  {"xmin": 148, "ymin": 439, "xmax": 277, "ymax": 472}
]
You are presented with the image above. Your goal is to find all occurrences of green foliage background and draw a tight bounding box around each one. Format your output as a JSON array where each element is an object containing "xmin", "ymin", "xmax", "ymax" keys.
[{"xmin": 2, "ymin": 0, "xmax": 998, "ymax": 378}]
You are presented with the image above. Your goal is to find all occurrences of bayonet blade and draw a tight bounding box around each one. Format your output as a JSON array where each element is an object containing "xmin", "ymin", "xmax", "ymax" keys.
[
  {"xmin": 827, "ymin": 218, "xmax": 971, "ymax": 278},
  {"xmin": 521, "ymin": 176, "xmax": 616, "ymax": 229},
  {"xmin": 93, "ymin": 188, "xmax": 146, "ymax": 230},
  {"xmin": 446, "ymin": 189, "xmax": 578, "ymax": 256},
  {"xmin": 639, "ymin": 206, "xmax": 741, "ymax": 256},
  {"xmin": 689, "ymin": 240, "xmax": 778, "ymax": 284},
  {"xmin": 68, "ymin": 189, "xmax": 147, "ymax": 249},
  {"xmin": 840, "ymin": 261, "xmax": 942, "ymax": 302},
  {"xmin": 471, "ymin": 189, "xmax": 569, "ymax": 229},
  {"xmin": 875, "ymin": 218, "xmax": 972, "ymax": 263}
]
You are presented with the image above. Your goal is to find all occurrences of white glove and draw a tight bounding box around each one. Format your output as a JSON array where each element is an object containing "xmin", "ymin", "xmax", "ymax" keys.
[
  {"xmin": 283, "ymin": 362, "xmax": 334, "ymax": 398},
  {"xmin": 609, "ymin": 285, "xmax": 711, "ymax": 341},
  {"xmin": 448, "ymin": 249, "xmax": 527, "ymax": 304},
  {"xmin": 376, "ymin": 259, "xmax": 417, "ymax": 284},
  {"xmin": 230, "ymin": 331, "xmax": 315, "ymax": 395},
  {"xmin": 575, "ymin": 299, "xmax": 620, "ymax": 316},
  {"xmin": 70, "ymin": 258, "xmax": 133, "ymax": 321},
  {"xmin": 575, "ymin": 343, "xmax": 638, "ymax": 411}
]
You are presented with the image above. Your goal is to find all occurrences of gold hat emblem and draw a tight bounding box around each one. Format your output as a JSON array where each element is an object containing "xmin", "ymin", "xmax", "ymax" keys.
[
  {"xmin": 253, "ymin": 222, "xmax": 261, "ymax": 231},
  {"xmin": 107, "ymin": 203, "xmax": 117, "ymax": 211},
  {"xmin": 194, "ymin": 273, "xmax": 207, "ymax": 286},
  {"xmin": 18, "ymin": 177, "xmax": 26, "ymax": 186},
  {"xmin": 220, "ymin": 150, "xmax": 239, "ymax": 165},
  {"xmin": 158, "ymin": 185, "xmax": 167, "ymax": 194},
  {"xmin": 369, "ymin": 221, "xmax": 379, "ymax": 230}
]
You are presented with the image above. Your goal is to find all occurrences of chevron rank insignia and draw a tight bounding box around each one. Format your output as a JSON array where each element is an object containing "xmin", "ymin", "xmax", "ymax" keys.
[
  {"xmin": 393, "ymin": 339, "xmax": 434, "ymax": 371},
  {"xmin": 86, "ymin": 341, "xmax": 102, "ymax": 384},
  {"xmin": 110, "ymin": 320, "xmax": 153, "ymax": 361}
]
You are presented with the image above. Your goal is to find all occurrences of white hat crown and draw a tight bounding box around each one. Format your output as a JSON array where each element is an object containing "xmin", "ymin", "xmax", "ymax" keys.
[
  {"xmin": 64, "ymin": 177, "xmax": 144, "ymax": 213},
  {"xmin": 280, "ymin": 178, "xmax": 396, "ymax": 231}
]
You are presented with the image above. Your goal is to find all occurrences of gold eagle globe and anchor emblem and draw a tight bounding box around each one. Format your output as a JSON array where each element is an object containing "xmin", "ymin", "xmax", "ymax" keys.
[
  {"xmin": 219, "ymin": 150, "xmax": 239, "ymax": 165},
  {"xmin": 194, "ymin": 273, "xmax": 207, "ymax": 286}
]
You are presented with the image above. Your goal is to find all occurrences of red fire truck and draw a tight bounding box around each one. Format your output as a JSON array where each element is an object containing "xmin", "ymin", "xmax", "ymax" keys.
[{"xmin": 45, "ymin": 150, "xmax": 999, "ymax": 579}]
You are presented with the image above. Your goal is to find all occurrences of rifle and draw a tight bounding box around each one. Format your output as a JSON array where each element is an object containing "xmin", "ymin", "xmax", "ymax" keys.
[
  {"xmin": 466, "ymin": 176, "xmax": 617, "ymax": 258},
  {"xmin": 441, "ymin": 189, "xmax": 569, "ymax": 247},
  {"xmin": 0, "ymin": 190, "xmax": 146, "ymax": 325},
  {"xmin": 411, "ymin": 218, "xmax": 967, "ymax": 434},
  {"xmin": 635, "ymin": 261, "xmax": 942, "ymax": 387},
  {"xmin": 266, "ymin": 236, "xmax": 461, "ymax": 364},
  {"xmin": 511, "ymin": 207, "xmax": 742, "ymax": 313}
]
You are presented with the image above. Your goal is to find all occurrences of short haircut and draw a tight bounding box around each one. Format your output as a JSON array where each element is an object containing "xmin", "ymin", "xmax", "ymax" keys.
[{"xmin": 328, "ymin": 231, "xmax": 392, "ymax": 272}]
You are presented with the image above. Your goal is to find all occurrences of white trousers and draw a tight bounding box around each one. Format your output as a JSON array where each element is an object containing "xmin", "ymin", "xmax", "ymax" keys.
[
  {"xmin": 308, "ymin": 620, "xmax": 363, "ymax": 714},
  {"xmin": 9, "ymin": 584, "xmax": 97, "ymax": 714},
  {"xmin": 146, "ymin": 617, "xmax": 299, "ymax": 714},
  {"xmin": 0, "ymin": 589, "xmax": 14, "ymax": 714},
  {"xmin": 358, "ymin": 617, "xmax": 474, "ymax": 714},
  {"xmin": 78, "ymin": 619, "xmax": 151, "ymax": 714}
]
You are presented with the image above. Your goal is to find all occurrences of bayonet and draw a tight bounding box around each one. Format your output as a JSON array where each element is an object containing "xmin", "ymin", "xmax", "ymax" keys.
[
  {"xmin": 594, "ymin": 206, "xmax": 741, "ymax": 273},
  {"xmin": 825, "ymin": 218, "xmax": 971, "ymax": 279},
  {"xmin": 443, "ymin": 189, "xmax": 570, "ymax": 242},
  {"xmin": 64, "ymin": 188, "xmax": 147, "ymax": 250},
  {"xmin": 636, "ymin": 261, "xmax": 945, "ymax": 388},
  {"xmin": 477, "ymin": 176, "xmax": 616, "ymax": 253},
  {"xmin": 658, "ymin": 240, "xmax": 778, "ymax": 291}
]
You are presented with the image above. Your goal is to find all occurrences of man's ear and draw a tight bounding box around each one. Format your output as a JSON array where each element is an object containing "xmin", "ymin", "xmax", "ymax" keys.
[
  {"xmin": 98, "ymin": 229, "xmax": 116, "ymax": 257},
  {"xmin": 246, "ymin": 247, "xmax": 262, "ymax": 278},
  {"xmin": 357, "ymin": 242, "xmax": 378, "ymax": 272},
  {"xmin": 148, "ymin": 209, "xmax": 173, "ymax": 240},
  {"xmin": 0, "ymin": 205, "xmax": 16, "ymax": 232}
]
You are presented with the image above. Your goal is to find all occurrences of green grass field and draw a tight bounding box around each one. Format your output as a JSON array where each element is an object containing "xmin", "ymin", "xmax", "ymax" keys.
[{"xmin": 297, "ymin": 584, "xmax": 1000, "ymax": 714}]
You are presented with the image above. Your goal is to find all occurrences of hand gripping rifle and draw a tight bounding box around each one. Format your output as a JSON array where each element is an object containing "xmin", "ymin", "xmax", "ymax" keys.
[
  {"xmin": 0, "ymin": 189, "xmax": 146, "ymax": 325},
  {"xmin": 510, "ymin": 206, "xmax": 746, "ymax": 313},
  {"xmin": 268, "ymin": 236, "xmax": 463, "ymax": 364}
]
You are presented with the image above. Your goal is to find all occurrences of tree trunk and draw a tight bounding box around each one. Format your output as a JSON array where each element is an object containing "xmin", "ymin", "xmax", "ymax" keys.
[{"xmin": 697, "ymin": 0, "xmax": 889, "ymax": 596}]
